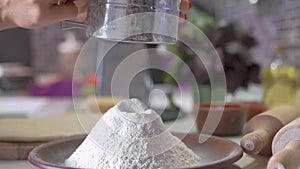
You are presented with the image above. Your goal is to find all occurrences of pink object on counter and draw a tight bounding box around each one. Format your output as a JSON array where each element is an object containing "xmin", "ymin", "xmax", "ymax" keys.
[{"xmin": 28, "ymin": 79, "xmax": 80, "ymax": 97}]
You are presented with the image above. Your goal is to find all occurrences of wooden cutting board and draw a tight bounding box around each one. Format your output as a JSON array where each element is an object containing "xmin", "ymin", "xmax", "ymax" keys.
[
  {"xmin": 0, "ymin": 113, "xmax": 101, "ymax": 160},
  {"xmin": 0, "ymin": 141, "xmax": 44, "ymax": 160}
]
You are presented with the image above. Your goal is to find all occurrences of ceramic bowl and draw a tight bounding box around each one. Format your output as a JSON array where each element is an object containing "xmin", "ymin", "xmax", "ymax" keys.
[
  {"xmin": 237, "ymin": 101, "xmax": 267, "ymax": 120},
  {"xmin": 28, "ymin": 133, "xmax": 243, "ymax": 169},
  {"xmin": 195, "ymin": 103, "xmax": 248, "ymax": 136}
]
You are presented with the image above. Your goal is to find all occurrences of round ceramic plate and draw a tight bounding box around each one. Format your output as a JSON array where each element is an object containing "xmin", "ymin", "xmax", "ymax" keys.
[{"xmin": 28, "ymin": 133, "xmax": 243, "ymax": 169}]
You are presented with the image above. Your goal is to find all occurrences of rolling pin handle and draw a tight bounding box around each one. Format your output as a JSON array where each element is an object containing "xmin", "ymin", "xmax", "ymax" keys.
[
  {"xmin": 268, "ymin": 140, "xmax": 300, "ymax": 169},
  {"xmin": 241, "ymin": 129, "xmax": 270, "ymax": 155}
]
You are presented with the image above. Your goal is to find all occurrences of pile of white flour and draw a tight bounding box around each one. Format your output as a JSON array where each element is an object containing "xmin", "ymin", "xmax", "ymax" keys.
[{"xmin": 65, "ymin": 99, "xmax": 200, "ymax": 169}]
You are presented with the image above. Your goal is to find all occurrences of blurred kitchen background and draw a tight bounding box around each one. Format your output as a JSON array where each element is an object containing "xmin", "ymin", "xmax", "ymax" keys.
[
  {"xmin": 1, "ymin": 1, "xmax": 300, "ymax": 168},
  {"xmin": 0, "ymin": 0, "xmax": 299, "ymax": 107}
]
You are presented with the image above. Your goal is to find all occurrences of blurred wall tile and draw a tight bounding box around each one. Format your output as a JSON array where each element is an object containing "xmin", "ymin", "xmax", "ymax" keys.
[
  {"xmin": 0, "ymin": 28, "xmax": 31, "ymax": 65},
  {"xmin": 29, "ymin": 23, "xmax": 87, "ymax": 73}
]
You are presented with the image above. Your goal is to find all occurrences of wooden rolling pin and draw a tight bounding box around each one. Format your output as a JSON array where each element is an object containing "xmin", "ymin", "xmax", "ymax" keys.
[
  {"xmin": 240, "ymin": 105, "xmax": 300, "ymax": 156},
  {"xmin": 268, "ymin": 117, "xmax": 300, "ymax": 169}
]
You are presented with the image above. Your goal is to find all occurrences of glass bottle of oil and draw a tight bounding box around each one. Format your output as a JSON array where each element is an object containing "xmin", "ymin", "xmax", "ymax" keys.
[{"xmin": 262, "ymin": 46, "xmax": 298, "ymax": 108}]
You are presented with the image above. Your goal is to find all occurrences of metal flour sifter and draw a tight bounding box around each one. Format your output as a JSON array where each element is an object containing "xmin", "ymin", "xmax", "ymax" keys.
[{"xmin": 61, "ymin": 0, "xmax": 181, "ymax": 44}]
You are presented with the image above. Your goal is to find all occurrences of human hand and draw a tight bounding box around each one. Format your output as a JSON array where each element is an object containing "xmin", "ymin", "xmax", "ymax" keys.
[
  {"xmin": 0, "ymin": 0, "xmax": 191, "ymax": 30},
  {"xmin": 0, "ymin": 0, "xmax": 78, "ymax": 29}
]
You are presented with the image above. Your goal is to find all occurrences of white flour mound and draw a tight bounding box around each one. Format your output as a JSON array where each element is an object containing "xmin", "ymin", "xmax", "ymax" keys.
[{"xmin": 65, "ymin": 98, "xmax": 200, "ymax": 169}]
